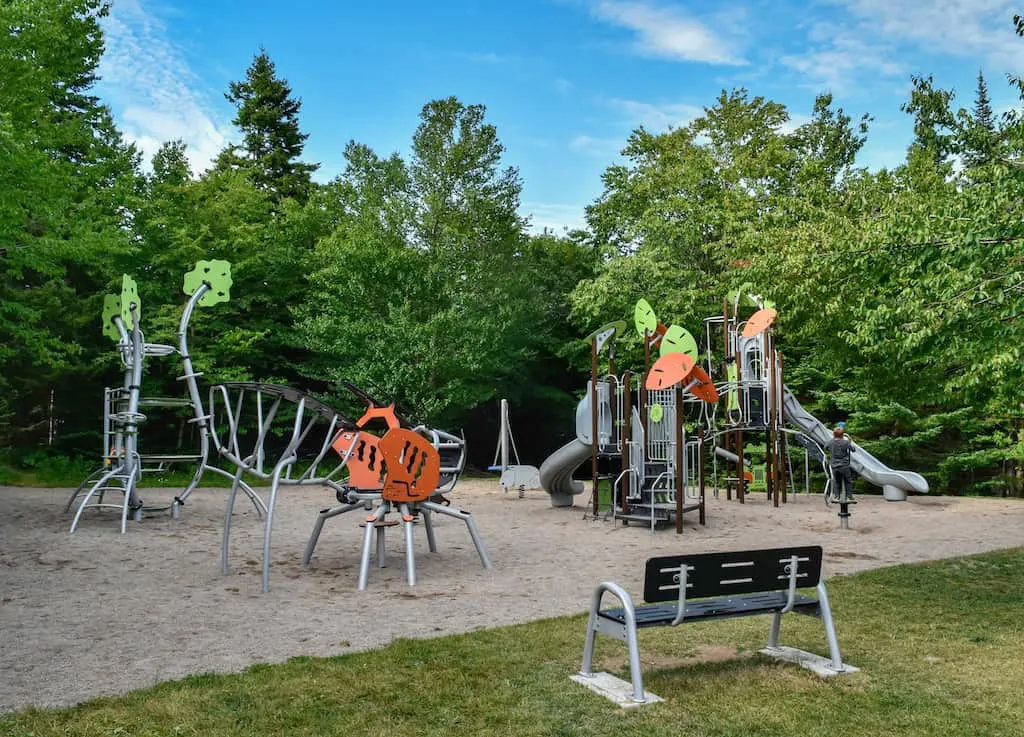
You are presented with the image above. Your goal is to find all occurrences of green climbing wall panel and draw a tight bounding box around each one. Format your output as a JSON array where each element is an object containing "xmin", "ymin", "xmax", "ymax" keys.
[
  {"xmin": 183, "ymin": 260, "xmax": 233, "ymax": 307},
  {"xmin": 120, "ymin": 275, "xmax": 140, "ymax": 327},
  {"xmin": 101, "ymin": 294, "xmax": 122, "ymax": 342}
]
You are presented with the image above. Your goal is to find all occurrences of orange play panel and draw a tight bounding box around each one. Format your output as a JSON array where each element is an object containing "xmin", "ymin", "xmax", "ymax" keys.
[
  {"xmin": 741, "ymin": 308, "xmax": 777, "ymax": 338},
  {"xmin": 646, "ymin": 352, "xmax": 695, "ymax": 390},
  {"xmin": 688, "ymin": 365, "xmax": 719, "ymax": 403}
]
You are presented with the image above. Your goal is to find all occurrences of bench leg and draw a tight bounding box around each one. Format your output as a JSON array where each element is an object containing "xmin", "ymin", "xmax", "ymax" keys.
[
  {"xmin": 580, "ymin": 608, "xmax": 599, "ymax": 678},
  {"xmin": 768, "ymin": 611, "xmax": 782, "ymax": 649},
  {"xmin": 579, "ymin": 582, "xmax": 647, "ymax": 705},
  {"xmin": 817, "ymin": 582, "xmax": 845, "ymax": 672}
]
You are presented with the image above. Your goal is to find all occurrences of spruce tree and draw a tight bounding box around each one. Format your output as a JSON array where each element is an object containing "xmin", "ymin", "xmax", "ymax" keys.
[
  {"xmin": 962, "ymin": 69, "xmax": 999, "ymax": 168},
  {"xmin": 218, "ymin": 49, "xmax": 318, "ymax": 202}
]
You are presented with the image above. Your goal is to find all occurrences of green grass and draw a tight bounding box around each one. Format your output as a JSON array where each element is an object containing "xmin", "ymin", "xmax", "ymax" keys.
[{"xmin": 3, "ymin": 549, "xmax": 1024, "ymax": 736}]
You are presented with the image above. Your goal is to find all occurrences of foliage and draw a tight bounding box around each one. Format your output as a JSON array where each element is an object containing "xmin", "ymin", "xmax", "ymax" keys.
[
  {"xmin": 0, "ymin": 0, "xmax": 139, "ymax": 456},
  {"xmin": 2, "ymin": 5, "xmax": 1023, "ymax": 490},
  {"xmin": 297, "ymin": 99, "xmax": 583, "ymax": 430},
  {"xmin": 216, "ymin": 49, "xmax": 318, "ymax": 203}
]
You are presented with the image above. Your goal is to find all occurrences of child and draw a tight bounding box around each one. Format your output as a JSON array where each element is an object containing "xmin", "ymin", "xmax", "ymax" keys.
[{"xmin": 826, "ymin": 425, "xmax": 856, "ymax": 502}]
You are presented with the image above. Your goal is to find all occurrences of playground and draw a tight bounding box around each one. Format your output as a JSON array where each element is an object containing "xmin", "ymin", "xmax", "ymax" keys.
[
  {"xmin": 1, "ymin": 261, "xmax": 1016, "ymax": 719},
  {"xmin": 3, "ymin": 478, "xmax": 1024, "ymax": 713}
]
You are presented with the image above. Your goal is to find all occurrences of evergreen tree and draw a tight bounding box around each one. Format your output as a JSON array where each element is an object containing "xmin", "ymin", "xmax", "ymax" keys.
[
  {"xmin": 974, "ymin": 69, "xmax": 995, "ymax": 131},
  {"xmin": 218, "ymin": 49, "xmax": 317, "ymax": 202},
  {"xmin": 961, "ymin": 69, "xmax": 1000, "ymax": 168},
  {"xmin": 0, "ymin": 0, "xmax": 139, "ymax": 456},
  {"xmin": 151, "ymin": 139, "xmax": 192, "ymax": 186}
]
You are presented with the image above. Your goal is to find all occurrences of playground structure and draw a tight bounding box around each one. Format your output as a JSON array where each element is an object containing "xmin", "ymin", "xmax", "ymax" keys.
[
  {"xmin": 539, "ymin": 291, "xmax": 929, "ymax": 531},
  {"xmin": 65, "ymin": 263, "xmax": 258, "ymax": 532},
  {"xmin": 66, "ymin": 262, "xmax": 491, "ymax": 592}
]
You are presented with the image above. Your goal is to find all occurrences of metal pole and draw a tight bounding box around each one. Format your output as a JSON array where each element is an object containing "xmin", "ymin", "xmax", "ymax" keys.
[
  {"xmin": 500, "ymin": 398, "xmax": 509, "ymax": 472},
  {"xmin": 621, "ymin": 370, "xmax": 632, "ymax": 516},
  {"xmin": 698, "ymin": 425, "xmax": 706, "ymax": 525},
  {"xmin": 778, "ymin": 352, "xmax": 789, "ymax": 503}
]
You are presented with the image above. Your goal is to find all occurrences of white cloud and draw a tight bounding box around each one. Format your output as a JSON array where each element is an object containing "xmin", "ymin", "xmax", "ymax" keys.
[
  {"xmin": 521, "ymin": 202, "xmax": 587, "ymax": 233},
  {"xmin": 837, "ymin": 0, "xmax": 1023, "ymax": 65},
  {"xmin": 608, "ymin": 97, "xmax": 705, "ymax": 130},
  {"xmin": 785, "ymin": 1, "xmax": 1023, "ymax": 92},
  {"xmin": 780, "ymin": 25, "xmax": 906, "ymax": 93},
  {"xmin": 569, "ymin": 134, "xmax": 623, "ymax": 157},
  {"xmin": 589, "ymin": 0, "xmax": 746, "ymax": 65},
  {"xmin": 96, "ymin": 0, "xmax": 232, "ymax": 175}
]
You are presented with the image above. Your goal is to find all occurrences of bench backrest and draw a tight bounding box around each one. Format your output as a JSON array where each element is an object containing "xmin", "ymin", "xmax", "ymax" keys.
[{"xmin": 643, "ymin": 546, "xmax": 823, "ymax": 604}]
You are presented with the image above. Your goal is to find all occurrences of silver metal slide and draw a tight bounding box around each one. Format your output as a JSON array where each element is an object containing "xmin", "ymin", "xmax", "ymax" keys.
[
  {"xmin": 782, "ymin": 388, "xmax": 928, "ymax": 494},
  {"xmin": 539, "ymin": 438, "xmax": 590, "ymax": 508}
]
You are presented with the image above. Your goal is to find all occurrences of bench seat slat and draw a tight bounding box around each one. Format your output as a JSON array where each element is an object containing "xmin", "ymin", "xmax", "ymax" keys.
[{"xmin": 599, "ymin": 591, "xmax": 820, "ymax": 627}]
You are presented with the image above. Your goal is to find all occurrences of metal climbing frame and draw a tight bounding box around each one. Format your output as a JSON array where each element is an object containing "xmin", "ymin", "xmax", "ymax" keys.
[
  {"xmin": 213, "ymin": 382, "xmax": 362, "ymax": 592},
  {"xmin": 67, "ymin": 264, "xmax": 256, "ymax": 531},
  {"xmin": 67, "ymin": 296, "xmax": 146, "ymax": 534}
]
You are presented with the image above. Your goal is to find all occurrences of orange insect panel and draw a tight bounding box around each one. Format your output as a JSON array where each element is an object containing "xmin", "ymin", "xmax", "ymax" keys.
[
  {"xmin": 356, "ymin": 402, "xmax": 401, "ymax": 431},
  {"xmin": 379, "ymin": 428, "xmax": 441, "ymax": 503},
  {"xmin": 332, "ymin": 430, "xmax": 384, "ymax": 489}
]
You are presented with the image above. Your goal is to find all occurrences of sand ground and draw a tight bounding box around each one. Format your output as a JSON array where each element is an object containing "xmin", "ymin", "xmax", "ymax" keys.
[{"xmin": 2, "ymin": 480, "xmax": 1022, "ymax": 713}]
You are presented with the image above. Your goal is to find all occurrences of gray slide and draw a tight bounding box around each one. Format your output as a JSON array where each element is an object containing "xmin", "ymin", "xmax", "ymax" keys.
[
  {"xmin": 782, "ymin": 388, "xmax": 928, "ymax": 495},
  {"xmin": 539, "ymin": 438, "xmax": 590, "ymax": 508}
]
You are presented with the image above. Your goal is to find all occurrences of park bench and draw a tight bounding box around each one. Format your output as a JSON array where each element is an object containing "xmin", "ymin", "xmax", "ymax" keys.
[{"xmin": 573, "ymin": 545, "xmax": 855, "ymax": 706}]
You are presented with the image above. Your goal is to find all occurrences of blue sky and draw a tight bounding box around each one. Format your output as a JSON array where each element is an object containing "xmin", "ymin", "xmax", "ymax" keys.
[{"xmin": 96, "ymin": 0, "xmax": 1024, "ymax": 232}]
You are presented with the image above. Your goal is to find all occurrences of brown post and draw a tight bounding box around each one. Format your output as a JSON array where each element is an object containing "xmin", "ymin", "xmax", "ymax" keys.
[
  {"xmin": 621, "ymin": 370, "xmax": 632, "ymax": 515},
  {"xmin": 724, "ymin": 429, "xmax": 732, "ymax": 500},
  {"xmin": 675, "ymin": 383, "xmax": 684, "ymax": 534},
  {"xmin": 767, "ymin": 331, "xmax": 779, "ymax": 507},
  {"xmin": 591, "ymin": 337, "xmax": 600, "ymax": 517},
  {"xmin": 735, "ymin": 342, "xmax": 745, "ymax": 503}
]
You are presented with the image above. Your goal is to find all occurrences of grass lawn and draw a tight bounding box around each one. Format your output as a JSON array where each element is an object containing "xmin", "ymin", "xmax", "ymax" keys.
[{"xmin": 2, "ymin": 548, "xmax": 1022, "ymax": 736}]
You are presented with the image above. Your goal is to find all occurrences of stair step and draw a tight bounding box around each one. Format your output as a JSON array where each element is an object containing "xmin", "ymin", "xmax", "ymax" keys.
[
  {"xmin": 138, "ymin": 397, "xmax": 195, "ymax": 408},
  {"xmin": 615, "ymin": 512, "xmax": 673, "ymax": 525}
]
